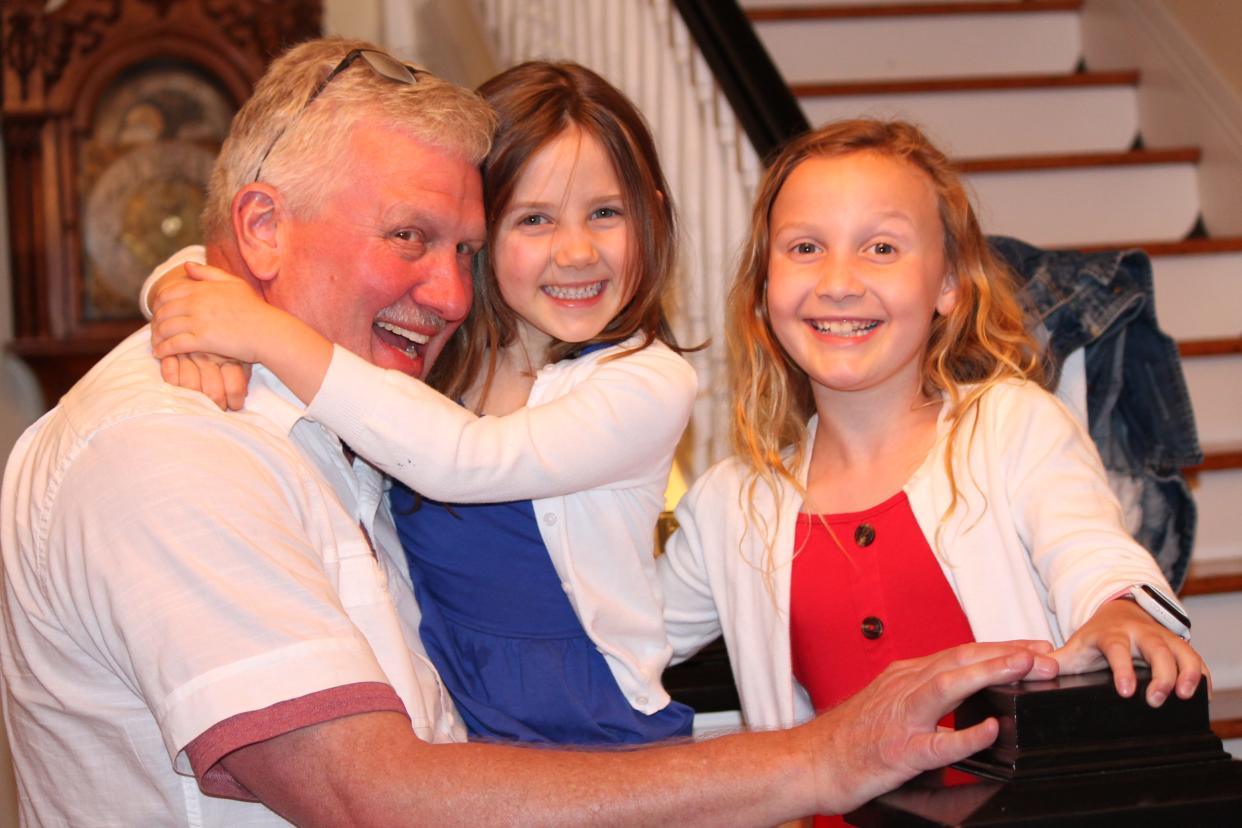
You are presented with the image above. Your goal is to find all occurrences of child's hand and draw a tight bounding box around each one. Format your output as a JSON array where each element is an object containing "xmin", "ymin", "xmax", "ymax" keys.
[
  {"xmin": 1051, "ymin": 597, "xmax": 1208, "ymax": 707},
  {"xmin": 159, "ymin": 353, "xmax": 251, "ymax": 411},
  {"xmin": 151, "ymin": 261, "xmax": 275, "ymax": 365}
]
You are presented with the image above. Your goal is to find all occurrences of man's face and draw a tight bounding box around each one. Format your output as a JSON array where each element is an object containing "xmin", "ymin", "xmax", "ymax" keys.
[{"xmin": 265, "ymin": 124, "xmax": 485, "ymax": 378}]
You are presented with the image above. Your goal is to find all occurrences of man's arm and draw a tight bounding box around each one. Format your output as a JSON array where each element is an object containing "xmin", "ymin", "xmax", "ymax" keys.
[{"xmin": 223, "ymin": 643, "xmax": 1055, "ymax": 826}]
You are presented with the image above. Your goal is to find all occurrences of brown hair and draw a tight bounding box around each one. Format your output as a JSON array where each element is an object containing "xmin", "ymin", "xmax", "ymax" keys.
[
  {"xmin": 427, "ymin": 61, "xmax": 689, "ymax": 404},
  {"xmin": 727, "ymin": 119, "xmax": 1043, "ymax": 575},
  {"xmin": 203, "ymin": 37, "xmax": 494, "ymax": 242}
]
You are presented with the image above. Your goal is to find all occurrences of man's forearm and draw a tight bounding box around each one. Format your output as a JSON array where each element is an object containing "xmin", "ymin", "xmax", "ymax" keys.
[{"xmin": 225, "ymin": 711, "xmax": 815, "ymax": 827}]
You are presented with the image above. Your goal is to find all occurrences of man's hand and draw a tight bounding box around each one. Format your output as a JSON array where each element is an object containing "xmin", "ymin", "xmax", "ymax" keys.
[
  {"xmin": 1051, "ymin": 597, "xmax": 1208, "ymax": 707},
  {"xmin": 804, "ymin": 640, "xmax": 1058, "ymax": 816}
]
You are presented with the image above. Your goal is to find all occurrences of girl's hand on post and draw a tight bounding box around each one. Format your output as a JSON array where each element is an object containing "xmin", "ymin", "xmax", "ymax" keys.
[{"xmin": 1050, "ymin": 597, "xmax": 1208, "ymax": 707}]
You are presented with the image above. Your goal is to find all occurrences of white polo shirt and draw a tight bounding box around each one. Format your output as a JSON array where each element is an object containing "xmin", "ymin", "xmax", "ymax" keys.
[{"xmin": 0, "ymin": 328, "xmax": 461, "ymax": 826}]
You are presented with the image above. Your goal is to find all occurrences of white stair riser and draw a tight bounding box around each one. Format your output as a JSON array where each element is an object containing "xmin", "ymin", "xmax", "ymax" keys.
[
  {"xmin": 967, "ymin": 163, "xmax": 1200, "ymax": 248},
  {"xmin": 1181, "ymin": 592, "xmax": 1242, "ymax": 688},
  {"xmin": 801, "ymin": 85, "xmax": 1138, "ymax": 158},
  {"xmin": 753, "ymin": 13, "xmax": 1081, "ymax": 83},
  {"xmin": 1190, "ymin": 469, "xmax": 1242, "ymax": 563},
  {"xmin": 1151, "ymin": 252, "xmax": 1242, "ymax": 341},
  {"xmin": 1183, "ymin": 356, "xmax": 1242, "ymax": 448}
]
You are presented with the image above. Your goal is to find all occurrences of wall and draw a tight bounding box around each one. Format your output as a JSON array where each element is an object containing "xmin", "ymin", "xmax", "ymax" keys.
[{"xmin": 1159, "ymin": 0, "xmax": 1242, "ymax": 94}]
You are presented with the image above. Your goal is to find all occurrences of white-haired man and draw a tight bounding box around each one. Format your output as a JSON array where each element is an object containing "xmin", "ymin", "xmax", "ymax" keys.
[{"xmin": 1, "ymin": 37, "xmax": 1055, "ymax": 826}]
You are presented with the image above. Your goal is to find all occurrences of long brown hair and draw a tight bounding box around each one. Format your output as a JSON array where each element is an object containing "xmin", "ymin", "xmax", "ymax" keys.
[
  {"xmin": 427, "ymin": 61, "xmax": 690, "ymax": 404},
  {"xmin": 727, "ymin": 119, "xmax": 1044, "ymax": 575}
]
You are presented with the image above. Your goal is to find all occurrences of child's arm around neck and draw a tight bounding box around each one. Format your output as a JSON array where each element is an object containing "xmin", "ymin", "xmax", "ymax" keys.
[{"xmin": 150, "ymin": 260, "xmax": 332, "ymax": 404}]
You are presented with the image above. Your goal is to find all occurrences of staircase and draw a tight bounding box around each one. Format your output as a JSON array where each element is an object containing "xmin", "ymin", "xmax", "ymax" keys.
[{"xmin": 743, "ymin": 0, "xmax": 1242, "ymax": 754}]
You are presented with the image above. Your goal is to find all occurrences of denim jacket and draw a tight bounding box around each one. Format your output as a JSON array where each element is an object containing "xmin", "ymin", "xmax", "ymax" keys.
[{"xmin": 988, "ymin": 236, "xmax": 1201, "ymax": 589}]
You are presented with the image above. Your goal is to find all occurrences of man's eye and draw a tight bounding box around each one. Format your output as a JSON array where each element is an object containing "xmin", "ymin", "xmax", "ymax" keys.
[
  {"xmin": 456, "ymin": 242, "xmax": 476, "ymax": 256},
  {"xmin": 393, "ymin": 230, "xmax": 416, "ymax": 242}
]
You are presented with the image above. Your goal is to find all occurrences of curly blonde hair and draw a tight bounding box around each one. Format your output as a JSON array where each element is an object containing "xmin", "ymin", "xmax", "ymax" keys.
[{"xmin": 727, "ymin": 119, "xmax": 1044, "ymax": 573}]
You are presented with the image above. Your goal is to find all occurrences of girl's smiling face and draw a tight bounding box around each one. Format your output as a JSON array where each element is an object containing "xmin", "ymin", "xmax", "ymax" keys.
[
  {"xmin": 492, "ymin": 126, "xmax": 633, "ymax": 354},
  {"xmin": 765, "ymin": 150, "xmax": 958, "ymax": 404}
]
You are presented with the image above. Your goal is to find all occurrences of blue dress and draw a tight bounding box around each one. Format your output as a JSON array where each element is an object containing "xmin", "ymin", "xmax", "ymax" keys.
[{"xmin": 391, "ymin": 491, "xmax": 694, "ymax": 745}]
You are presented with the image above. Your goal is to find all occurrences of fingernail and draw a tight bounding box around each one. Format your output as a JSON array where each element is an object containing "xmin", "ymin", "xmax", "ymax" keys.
[{"xmin": 1148, "ymin": 690, "xmax": 1166, "ymax": 707}]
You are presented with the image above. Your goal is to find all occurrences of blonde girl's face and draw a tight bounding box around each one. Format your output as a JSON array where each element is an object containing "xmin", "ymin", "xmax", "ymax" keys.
[
  {"xmin": 492, "ymin": 126, "xmax": 633, "ymax": 354},
  {"xmin": 765, "ymin": 150, "xmax": 958, "ymax": 403}
]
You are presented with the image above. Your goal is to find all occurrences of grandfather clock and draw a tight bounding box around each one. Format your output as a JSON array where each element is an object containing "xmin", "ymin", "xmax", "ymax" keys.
[{"xmin": 2, "ymin": 0, "xmax": 321, "ymax": 407}]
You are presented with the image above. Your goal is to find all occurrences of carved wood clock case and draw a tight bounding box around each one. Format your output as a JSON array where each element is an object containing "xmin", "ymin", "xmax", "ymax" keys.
[{"xmin": 2, "ymin": 0, "xmax": 321, "ymax": 406}]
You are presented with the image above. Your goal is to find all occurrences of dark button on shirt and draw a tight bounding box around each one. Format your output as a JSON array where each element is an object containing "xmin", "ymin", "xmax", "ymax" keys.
[
  {"xmin": 855, "ymin": 523, "xmax": 876, "ymax": 547},
  {"xmin": 861, "ymin": 616, "xmax": 884, "ymax": 640}
]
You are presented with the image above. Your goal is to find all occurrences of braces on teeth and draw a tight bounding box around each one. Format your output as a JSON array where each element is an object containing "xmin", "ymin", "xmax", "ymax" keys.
[{"xmin": 544, "ymin": 282, "xmax": 604, "ymax": 300}]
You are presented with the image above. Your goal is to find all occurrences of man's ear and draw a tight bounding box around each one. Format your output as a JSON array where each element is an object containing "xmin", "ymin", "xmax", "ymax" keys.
[{"xmin": 231, "ymin": 184, "xmax": 283, "ymax": 282}]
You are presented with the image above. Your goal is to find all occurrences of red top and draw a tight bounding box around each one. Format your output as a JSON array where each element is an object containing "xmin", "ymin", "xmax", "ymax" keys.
[{"xmin": 790, "ymin": 490, "xmax": 976, "ymax": 826}]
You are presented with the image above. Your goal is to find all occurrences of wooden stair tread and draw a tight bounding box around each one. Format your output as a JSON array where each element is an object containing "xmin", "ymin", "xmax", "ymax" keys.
[
  {"xmin": 1072, "ymin": 237, "xmax": 1242, "ymax": 256},
  {"xmin": 957, "ymin": 147, "xmax": 1200, "ymax": 173},
  {"xmin": 1187, "ymin": 448, "xmax": 1242, "ymax": 475},
  {"xmin": 1179, "ymin": 337, "xmax": 1242, "ymax": 358},
  {"xmin": 1181, "ymin": 557, "xmax": 1242, "ymax": 598},
  {"xmin": 791, "ymin": 70, "xmax": 1138, "ymax": 97},
  {"xmin": 1210, "ymin": 686, "xmax": 1242, "ymax": 741},
  {"xmin": 749, "ymin": 1, "xmax": 1081, "ymax": 22}
]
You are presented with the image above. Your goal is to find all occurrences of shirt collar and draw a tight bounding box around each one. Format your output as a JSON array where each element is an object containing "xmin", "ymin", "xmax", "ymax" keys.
[{"xmin": 243, "ymin": 364, "xmax": 311, "ymax": 436}]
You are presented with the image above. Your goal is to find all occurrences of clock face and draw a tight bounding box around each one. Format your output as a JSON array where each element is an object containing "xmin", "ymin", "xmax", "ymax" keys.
[{"xmin": 78, "ymin": 62, "xmax": 235, "ymax": 320}]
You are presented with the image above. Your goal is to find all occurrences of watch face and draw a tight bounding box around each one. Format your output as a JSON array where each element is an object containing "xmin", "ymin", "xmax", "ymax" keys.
[{"xmin": 78, "ymin": 61, "xmax": 235, "ymax": 320}]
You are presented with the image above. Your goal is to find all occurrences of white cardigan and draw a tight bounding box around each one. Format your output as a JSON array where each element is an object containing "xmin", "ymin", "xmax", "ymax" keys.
[
  {"xmin": 658, "ymin": 379, "xmax": 1183, "ymax": 730},
  {"xmin": 308, "ymin": 340, "xmax": 696, "ymax": 715}
]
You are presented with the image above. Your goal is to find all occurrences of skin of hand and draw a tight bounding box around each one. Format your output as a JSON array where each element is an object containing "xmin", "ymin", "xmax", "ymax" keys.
[
  {"xmin": 1050, "ymin": 597, "xmax": 1208, "ymax": 707},
  {"xmin": 151, "ymin": 262, "xmax": 333, "ymax": 407},
  {"xmin": 218, "ymin": 641, "xmax": 1057, "ymax": 826},
  {"xmin": 150, "ymin": 263, "xmax": 257, "ymax": 411},
  {"xmin": 803, "ymin": 640, "xmax": 1058, "ymax": 815}
]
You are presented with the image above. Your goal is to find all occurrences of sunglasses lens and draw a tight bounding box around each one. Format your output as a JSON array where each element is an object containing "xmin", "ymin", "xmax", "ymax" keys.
[{"xmin": 360, "ymin": 50, "xmax": 417, "ymax": 84}]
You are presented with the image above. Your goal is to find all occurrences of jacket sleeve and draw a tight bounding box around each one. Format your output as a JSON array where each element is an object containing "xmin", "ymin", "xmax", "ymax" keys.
[
  {"xmin": 995, "ymin": 382, "xmax": 1183, "ymax": 640},
  {"xmin": 306, "ymin": 343, "xmax": 696, "ymax": 502},
  {"xmin": 658, "ymin": 470, "xmax": 728, "ymax": 664}
]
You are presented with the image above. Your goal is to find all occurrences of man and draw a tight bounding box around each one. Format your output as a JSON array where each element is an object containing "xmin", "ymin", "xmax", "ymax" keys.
[{"xmin": 1, "ymin": 37, "xmax": 1055, "ymax": 826}]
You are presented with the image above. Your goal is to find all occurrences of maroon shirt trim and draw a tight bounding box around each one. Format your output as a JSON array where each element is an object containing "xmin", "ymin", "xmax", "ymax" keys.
[{"xmin": 185, "ymin": 681, "xmax": 409, "ymax": 800}]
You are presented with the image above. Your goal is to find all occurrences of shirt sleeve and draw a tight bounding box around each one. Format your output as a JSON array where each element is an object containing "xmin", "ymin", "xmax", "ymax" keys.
[
  {"xmin": 306, "ymin": 343, "xmax": 697, "ymax": 502},
  {"xmin": 42, "ymin": 413, "xmax": 393, "ymax": 766},
  {"xmin": 186, "ymin": 682, "xmax": 407, "ymax": 800},
  {"xmin": 995, "ymin": 382, "xmax": 1184, "ymax": 638},
  {"xmin": 659, "ymin": 469, "xmax": 727, "ymax": 665}
]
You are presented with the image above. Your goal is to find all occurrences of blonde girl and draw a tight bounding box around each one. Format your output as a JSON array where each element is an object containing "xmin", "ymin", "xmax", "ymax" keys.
[{"xmin": 659, "ymin": 120, "xmax": 1204, "ymax": 780}]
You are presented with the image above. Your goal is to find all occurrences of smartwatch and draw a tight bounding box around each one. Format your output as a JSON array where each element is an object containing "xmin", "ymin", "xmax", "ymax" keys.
[{"xmin": 1128, "ymin": 584, "xmax": 1192, "ymax": 641}]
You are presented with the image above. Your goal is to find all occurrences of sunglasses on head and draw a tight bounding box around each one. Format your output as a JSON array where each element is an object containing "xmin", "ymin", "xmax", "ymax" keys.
[{"xmin": 253, "ymin": 48, "xmax": 429, "ymax": 183}]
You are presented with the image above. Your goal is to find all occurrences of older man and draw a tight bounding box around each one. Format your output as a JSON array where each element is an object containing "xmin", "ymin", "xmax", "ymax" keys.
[{"xmin": 1, "ymin": 37, "xmax": 1054, "ymax": 826}]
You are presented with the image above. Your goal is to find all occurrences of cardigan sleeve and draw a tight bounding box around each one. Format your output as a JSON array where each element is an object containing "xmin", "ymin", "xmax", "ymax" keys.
[
  {"xmin": 658, "ymin": 468, "xmax": 729, "ymax": 664},
  {"xmin": 306, "ymin": 342, "xmax": 696, "ymax": 502},
  {"xmin": 992, "ymin": 382, "xmax": 1182, "ymax": 639}
]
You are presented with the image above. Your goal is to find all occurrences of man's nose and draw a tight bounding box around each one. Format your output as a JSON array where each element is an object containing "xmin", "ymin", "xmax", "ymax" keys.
[
  {"xmin": 414, "ymin": 248, "xmax": 473, "ymax": 323},
  {"xmin": 552, "ymin": 225, "xmax": 600, "ymax": 269}
]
